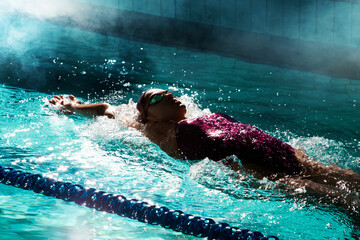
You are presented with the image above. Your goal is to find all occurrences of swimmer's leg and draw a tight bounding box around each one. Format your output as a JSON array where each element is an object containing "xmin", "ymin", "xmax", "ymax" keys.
[
  {"xmin": 276, "ymin": 176, "xmax": 359, "ymax": 213},
  {"xmin": 295, "ymin": 148, "xmax": 360, "ymax": 193}
]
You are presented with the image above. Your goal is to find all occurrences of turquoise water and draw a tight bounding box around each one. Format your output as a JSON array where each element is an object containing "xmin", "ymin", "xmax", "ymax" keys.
[{"xmin": 1, "ymin": 14, "xmax": 360, "ymax": 239}]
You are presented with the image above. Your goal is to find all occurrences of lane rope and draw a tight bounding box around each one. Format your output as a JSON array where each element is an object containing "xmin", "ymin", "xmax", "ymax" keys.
[{"xmin": 0, "ymin": 166, "xmax": 280, "ymax": 240}]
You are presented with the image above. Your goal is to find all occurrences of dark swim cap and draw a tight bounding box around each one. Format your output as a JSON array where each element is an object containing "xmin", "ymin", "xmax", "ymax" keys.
[{"xmin": 136, "ymin": 90, "xmax": 148, "ymax": 123}]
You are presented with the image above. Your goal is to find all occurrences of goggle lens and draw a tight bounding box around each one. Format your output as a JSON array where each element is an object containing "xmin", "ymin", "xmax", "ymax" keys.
[{"xmin": 149, "ymin": 94, "xmax": 163, "ymax": 105}]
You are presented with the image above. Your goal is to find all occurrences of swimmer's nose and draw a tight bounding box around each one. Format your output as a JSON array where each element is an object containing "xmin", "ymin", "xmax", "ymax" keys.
[{"xmin": 164, "ymin": 92, "xmax": 174, "ymax": 103}]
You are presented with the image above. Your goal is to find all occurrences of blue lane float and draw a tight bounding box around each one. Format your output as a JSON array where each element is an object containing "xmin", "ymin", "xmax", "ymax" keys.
[{"xmin": 0, "ymin": 166, "xmax": 280, "ymax": 240}]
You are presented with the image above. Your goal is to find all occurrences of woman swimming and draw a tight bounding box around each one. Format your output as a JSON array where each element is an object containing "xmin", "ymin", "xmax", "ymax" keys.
[{"xmin": 48, "ymin": 88, "xmax": 360, "ymax": 214}]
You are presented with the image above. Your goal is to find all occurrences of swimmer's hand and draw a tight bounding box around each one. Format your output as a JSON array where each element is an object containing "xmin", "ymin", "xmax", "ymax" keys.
[
  {"xmin": 48, "ymin": 94, "xmax": 81, "ymax": 113},
  {"xmin": 48, "ymin": 94, "xmax": 115, "ymax": 119}
]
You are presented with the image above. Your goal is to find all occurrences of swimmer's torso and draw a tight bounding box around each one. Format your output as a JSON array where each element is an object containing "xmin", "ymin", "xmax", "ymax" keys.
[{"xmin": 175, "ymin": 112, "xmax": 302, "ymax": 174}]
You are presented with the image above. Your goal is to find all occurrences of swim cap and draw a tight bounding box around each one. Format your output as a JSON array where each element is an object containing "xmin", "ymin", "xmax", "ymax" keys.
[{"xmin": 136, "ymin": 91, "xmax": 148, "ymax": 123}]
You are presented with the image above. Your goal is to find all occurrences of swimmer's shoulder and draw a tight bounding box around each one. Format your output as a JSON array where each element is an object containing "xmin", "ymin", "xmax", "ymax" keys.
[{"xmin": 111, "ymin": 105, "xmax": 144, "ymax": 130}]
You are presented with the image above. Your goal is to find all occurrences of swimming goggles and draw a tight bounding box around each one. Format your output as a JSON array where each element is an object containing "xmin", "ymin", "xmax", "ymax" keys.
[
  {"xmin": 149, "ymin": 94, "xmax": 163, "ymax": 106},
  {"xmin": 144, "ymin": 92, "xmax": 167, "ymax": 114}
]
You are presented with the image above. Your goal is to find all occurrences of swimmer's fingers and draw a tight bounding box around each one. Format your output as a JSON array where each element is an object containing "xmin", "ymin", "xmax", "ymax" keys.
[
  {"xmin": 49, "ymin": 95, "xmax": 67, "ymax": 106},
  {"xmin": 53, "ymin": 95, "xmax": 67, "ymax": 104},
  {"xmin": 69, "ymin": 95, "xmax": 81, "ymax": 104},
  {"xmin": 49, "ymin": 96, "xmax": 62, "ymax": 105},
  {"xmin": 50, "ymin": 95, "xmax": 73, "ymax": 106}
]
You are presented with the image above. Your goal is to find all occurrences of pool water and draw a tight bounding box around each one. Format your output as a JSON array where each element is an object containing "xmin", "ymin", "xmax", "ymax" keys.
[{"xmin": 1, "ymin": 14, "xmax": 360, "ymax": 240}]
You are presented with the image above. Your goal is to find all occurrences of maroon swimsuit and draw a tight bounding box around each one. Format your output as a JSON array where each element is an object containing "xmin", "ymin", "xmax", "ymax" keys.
[{"xmin": 175, "ymin": 113, "xmax": 302, "ymax": 174}]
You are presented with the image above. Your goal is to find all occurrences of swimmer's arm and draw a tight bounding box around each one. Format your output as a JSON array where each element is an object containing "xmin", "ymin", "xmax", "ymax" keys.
[
  {"xmin": 118, "ymin": 118, "xmax": 142, "ymax": 130},
  {"xmin": 49, "ymin": 94, "xmax": 115, "ymax": 119},
  {"xmin": 49, "ymin": 95, "xmax": 142, "ymax": 128},
  {"xmin": 72, "ymin": 103, "xmax": 116, "ymax": 119}
]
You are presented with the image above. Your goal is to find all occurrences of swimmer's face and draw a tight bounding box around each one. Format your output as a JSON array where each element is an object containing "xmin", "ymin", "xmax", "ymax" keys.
[{"xmin": 144, "ymin": 89, "xmax": 187, "ymax": 123}]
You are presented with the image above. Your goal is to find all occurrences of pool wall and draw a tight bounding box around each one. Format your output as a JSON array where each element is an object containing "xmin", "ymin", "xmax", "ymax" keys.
[{"xmin": 59, "ymin": 0, "xmax": 360, "ymax": 79}]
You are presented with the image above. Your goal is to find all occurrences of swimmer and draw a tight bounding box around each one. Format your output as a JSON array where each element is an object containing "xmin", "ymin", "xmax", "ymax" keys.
[{"xmin": 48, "ymin": 89, "xmax": 360, "ymax": 214}]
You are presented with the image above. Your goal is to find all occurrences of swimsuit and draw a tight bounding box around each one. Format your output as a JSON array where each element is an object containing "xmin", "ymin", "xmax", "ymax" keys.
[{"xmin": 175, "ymin": 112, "xmax": 302, "ymax": 174}]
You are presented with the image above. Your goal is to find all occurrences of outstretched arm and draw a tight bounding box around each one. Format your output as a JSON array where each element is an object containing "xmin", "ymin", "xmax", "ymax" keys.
[{"xmin": 48, "ymin": 95, "xmax": 115, "ymax": 119}]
